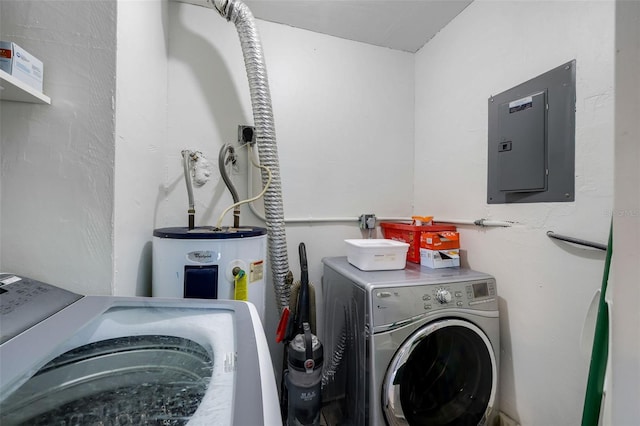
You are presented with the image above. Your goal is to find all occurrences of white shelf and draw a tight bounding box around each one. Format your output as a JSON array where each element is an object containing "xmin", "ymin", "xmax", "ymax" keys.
[{"xmin": 0, "ymin": 69, "xmax": 50, "ymax": 104}]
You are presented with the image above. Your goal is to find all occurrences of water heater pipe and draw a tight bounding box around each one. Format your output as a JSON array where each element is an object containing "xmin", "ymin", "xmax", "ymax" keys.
[
  {"xmin": 218, "ymin": 143, "xmax": 241, "ymax": 228},
  {"xmin": 216, "ymin": 148, "xmax": 272, "ymax": 228},
  {"xmin": 181, "ymin": 150, "xmax": 196, "ymax": 230},
  {"xmin": 183, "ymin": 0, "xmax": 291, "ymax": 312}
]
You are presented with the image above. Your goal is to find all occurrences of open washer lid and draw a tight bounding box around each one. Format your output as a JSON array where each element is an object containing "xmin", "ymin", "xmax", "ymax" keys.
[{"xmin": 0, "ymin": 275, "xmax": 280, "ymax": 426}]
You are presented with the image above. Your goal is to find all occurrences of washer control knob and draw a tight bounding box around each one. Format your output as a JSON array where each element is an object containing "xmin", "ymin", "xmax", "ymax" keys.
[{"xmin": 435, "ymin": 288, "xmax": 452, "ymax": 304}]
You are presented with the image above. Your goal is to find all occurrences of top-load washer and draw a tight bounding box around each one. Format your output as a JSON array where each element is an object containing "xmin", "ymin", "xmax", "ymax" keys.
[
  {"xmin": 321, "ymin": 257, "xmax": 499, "ymax": 426},
  {"xmin": 0, "ymin": 273, "xmax": 281, "ymax": 426}
]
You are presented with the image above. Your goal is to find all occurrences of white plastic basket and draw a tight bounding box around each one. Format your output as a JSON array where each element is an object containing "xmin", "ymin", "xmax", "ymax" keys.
[{"xmin": 345, "ymin": 239, "xmax": 410, "ymax": 271}]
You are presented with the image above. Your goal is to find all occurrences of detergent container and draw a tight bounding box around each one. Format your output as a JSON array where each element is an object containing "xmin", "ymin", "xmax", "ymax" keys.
[{"xmin": 152, "ymin": 226, "xmax": 267, "ymax": 322}]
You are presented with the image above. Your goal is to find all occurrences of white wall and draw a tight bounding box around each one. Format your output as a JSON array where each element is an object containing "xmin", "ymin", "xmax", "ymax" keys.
[
  {"xmin": 414, "ymin": 1, "xmax": 614, "ymax": 425},
  {"xmin": 113, "ymin": 0, "xmax": 169, "ymax": 296},
  {"xmin": 0, "ymin": 0, "xmax": 116, "ymax": 295},
  {"xmin": 166, "ymin": 2, "xmax": 414, "ymax": 361},
  {"xmin": 609, "ymin": 0, "xmax": 640, "ymax": 423}
]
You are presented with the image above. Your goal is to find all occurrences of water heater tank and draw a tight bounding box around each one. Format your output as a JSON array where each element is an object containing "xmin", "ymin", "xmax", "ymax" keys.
[{"xmin": 152, "ymin": 227, "xmax": 268, "ymax": 323}]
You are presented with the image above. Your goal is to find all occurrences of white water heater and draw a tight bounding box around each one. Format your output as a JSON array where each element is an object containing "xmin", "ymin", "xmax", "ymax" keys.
[{"xmin": 152, "ymin": 226, "xmax": 268, "ymax": 323}]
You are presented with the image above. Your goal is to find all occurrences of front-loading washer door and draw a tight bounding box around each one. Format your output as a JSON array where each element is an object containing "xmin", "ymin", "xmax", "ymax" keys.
[{"xmin": 382, "ymin": 318, "xmax": 497, "ymax": 426}]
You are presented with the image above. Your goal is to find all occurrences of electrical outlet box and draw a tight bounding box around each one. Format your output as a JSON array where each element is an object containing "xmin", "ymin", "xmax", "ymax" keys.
[
  {"xmin": 359, "ymin": 214, "xmax": 376, "ymax": 230},
  {"xmin": 487, "ymin": 60, "xmax": 576, "ymax": 204},
  {"xmin": 238, "ymin": 125, "xmax": 256, "ymax": 145}
]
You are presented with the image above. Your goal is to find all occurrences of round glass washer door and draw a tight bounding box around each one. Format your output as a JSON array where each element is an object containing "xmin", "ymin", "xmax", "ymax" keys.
[{"xmin": 382, "ymin": 318, "xmax": 497, "ymax": 426}]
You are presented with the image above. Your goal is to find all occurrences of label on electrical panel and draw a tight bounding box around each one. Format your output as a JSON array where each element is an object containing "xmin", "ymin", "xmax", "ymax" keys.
[
  {"xmin": 509, "ymin": 96, "xmax": 533, "ymax": 113},
  {"xmin": 250, "ymin": 260, "xmax": 264, "ymax": 283}
]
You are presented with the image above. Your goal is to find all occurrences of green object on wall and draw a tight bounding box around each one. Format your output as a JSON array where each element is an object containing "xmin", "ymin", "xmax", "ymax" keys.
[{"xmin": 581, "ymin": 221, "xmax": 613, "ymax": 426}]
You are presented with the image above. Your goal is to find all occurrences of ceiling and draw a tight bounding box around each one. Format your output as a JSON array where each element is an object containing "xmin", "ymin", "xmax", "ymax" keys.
[{"xmin": 244, "ymin": 1, "xmax": 473, "ymax": 53}]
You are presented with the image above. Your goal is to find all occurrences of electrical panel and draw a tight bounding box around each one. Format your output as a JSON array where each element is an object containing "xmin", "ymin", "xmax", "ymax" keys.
[{"xmin": 487, "ymin": 60, "xmax": 576, "ymax": 204}]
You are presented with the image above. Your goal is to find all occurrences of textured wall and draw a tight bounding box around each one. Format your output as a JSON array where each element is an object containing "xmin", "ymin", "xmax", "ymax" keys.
[
  {"xmin": 0, "ymin": 0, "xmax": 116, "ymax": 295},
  {"xmin": 113, "ymin": 0, "xmax": 168, "ymax": 297},
  {"xmin": 413, "ymin": 1, "xmax": 614, "ymax": 424}
]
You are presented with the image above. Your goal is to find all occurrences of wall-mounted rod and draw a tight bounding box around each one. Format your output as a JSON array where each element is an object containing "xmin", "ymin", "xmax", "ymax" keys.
[
  {"xmin": 245, "ymin": 201, "xmax": 514, "ymax": 228},
  {"xmin": 546, "ymin": 231, "xmax": 607, "ymax": 251}
]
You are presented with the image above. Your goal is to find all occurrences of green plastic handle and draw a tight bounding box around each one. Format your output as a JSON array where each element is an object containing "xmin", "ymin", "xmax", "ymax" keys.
[{"xmin": 581, "ymin": 220, "xmax": 612, "ymax": 426}]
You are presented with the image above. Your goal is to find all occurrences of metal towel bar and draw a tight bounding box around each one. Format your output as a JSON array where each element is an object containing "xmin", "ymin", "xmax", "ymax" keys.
[{"xmin": 546, "ymin": 231, "xmax": 607, "ymax": 251}]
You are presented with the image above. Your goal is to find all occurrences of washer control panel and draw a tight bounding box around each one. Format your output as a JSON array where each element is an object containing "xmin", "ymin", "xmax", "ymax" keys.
[
  {"xmin": 0, "ymin": 274, "xmax": 81, "ymax": 345},
  {"xmin": 372, "ymin": 278, "xmax": 497, "ymax": 329}
]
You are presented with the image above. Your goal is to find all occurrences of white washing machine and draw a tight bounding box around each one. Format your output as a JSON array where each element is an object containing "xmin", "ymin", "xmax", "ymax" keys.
[
  {"xmin": 321, "ymin": 257, "xmax": 499, "ymax": 426},
  {"xmin": 0, "ymin": 273, "xmax": 281, "ymax": 425}
]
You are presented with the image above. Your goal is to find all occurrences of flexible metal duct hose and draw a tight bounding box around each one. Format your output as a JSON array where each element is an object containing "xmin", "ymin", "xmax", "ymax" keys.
[
  {"xmin": 216, "ymin": 0, "xmax": 290, "ymax": 312},
  {"xmin": 322, "ymin": 321, "xmax": 347, "ymax": 389}
]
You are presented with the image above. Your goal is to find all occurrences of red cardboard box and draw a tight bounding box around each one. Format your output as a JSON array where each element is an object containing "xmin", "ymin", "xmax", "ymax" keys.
[{"xmin": 420, "ymin": 231, "xmax": 460, "ymax": 250}]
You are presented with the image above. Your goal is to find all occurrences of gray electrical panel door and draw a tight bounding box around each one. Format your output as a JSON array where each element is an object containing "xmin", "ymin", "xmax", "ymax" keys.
[
  {"xmin": 487, "ymin": 60, "xmax": 575, "ymax": 204},
  {"xmin": 497, "ymin": 90, "xmax": 547, "ymax": 192}
]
